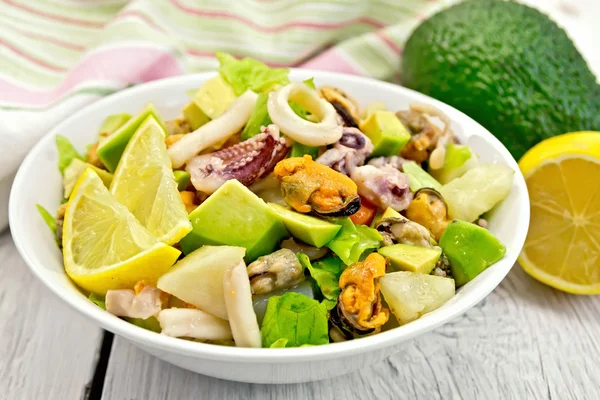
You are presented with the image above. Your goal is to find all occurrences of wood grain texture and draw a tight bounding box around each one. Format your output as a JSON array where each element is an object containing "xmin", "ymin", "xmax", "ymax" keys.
[
  {"xmin": 101, "ymin": 266, "xmax": 600, "ymax": 400},
  {"xmin": 0, "ymin": 233, "xmax": 103, "ymax": 400}
]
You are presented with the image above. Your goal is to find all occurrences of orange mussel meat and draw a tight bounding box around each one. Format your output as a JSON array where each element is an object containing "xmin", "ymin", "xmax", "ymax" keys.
[{"xmin": 273, "ymin": 155, "xmax": 361, "ymax": 217}]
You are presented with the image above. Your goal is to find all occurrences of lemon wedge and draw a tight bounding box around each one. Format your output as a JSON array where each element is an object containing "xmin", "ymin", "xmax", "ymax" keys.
[
  {"xmin": 111, "ymin": 116, "xmax": 192, "ymax": 245},
  {"xmin": 518, "ymin": 131, "xmax": 600, "ymax": 294},
  {"xmin": 63, "ymin": 168, "xmax": 180, "ymax": 295}
]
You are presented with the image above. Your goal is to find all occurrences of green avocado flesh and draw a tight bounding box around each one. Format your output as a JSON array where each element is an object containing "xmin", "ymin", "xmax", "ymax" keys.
[
  {"xmin": 180, "ymin": 180, "xmax": 288, "ymax": 262},
  {"xmin": 98, "ymin": 113, "xmax": 131, "ymax": 136},
  {"xmin": 173, "ymin": 170, "xmax": 191, "ymax": 191},
  {"xmin": 378, "ymin": 243, "xmax": 442, "ymax": 274},
  {"xmin": 402, "ymin": 0, "xmax": 600, "ymax": 159},
  {"xmin": 194, "ymin": 75, "xmax": 237, "ymax": 119},
  {"xmin": 182, "ymin": 99, "xmax": 210, "ymax": 130},
  {"xmin": 361, "ymin": 111, "xmax": 411, "ymax": 157},
  {"xmin": 97, "ymin": 104, "xmax": 166, "ymax": 172},
  {"xmin": 402, "ymin": 161, "xmax": 442, "ymax": 192},
  {"xmin": 268, "ymin": 203, "xmax": 341, "ymax": 248},
  {"xmin": 439, "ymin": 220, "xmax": 506, "ymax": 286},
  {"xmin": 370, "ymin": 207, "xmax": 402, "ymax": 228}
]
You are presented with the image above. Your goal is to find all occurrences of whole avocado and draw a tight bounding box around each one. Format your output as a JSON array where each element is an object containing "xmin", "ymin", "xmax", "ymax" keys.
[{"xmin": 402, "ymin": 0, "xmax": 600, "ymax": 159}]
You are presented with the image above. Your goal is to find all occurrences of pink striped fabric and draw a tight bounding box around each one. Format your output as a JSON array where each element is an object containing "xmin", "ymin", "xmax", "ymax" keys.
[{"xmin": 0, "ymin": 0, "xmax": 457, "ymax": 190}]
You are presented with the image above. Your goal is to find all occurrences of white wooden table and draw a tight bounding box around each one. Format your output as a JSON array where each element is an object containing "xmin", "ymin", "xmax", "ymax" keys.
[
  {"xmin": 3, "ymin": 229, "xmax": 600, "ymax": 400},
  {"xmin": 2, "ymin": 1, "xmax": 600, "ymax": 399}
]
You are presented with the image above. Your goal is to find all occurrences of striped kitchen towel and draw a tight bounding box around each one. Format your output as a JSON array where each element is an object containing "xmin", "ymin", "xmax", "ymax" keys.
[{"xmin": 0, "ymin": 0, "xmax": 461, "ymax": 187}]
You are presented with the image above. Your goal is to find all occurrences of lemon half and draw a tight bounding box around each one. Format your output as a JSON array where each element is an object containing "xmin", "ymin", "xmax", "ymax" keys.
[{"xmin": 518, "ymin": 132, "xmax": 600, "ymax": 294}]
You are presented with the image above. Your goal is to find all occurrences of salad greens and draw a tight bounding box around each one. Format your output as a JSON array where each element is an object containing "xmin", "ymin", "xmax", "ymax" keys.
[
  {"xmin": 303, "ymin": 77, "xmax": 316, "ymax": 90},
  {"xmin": 326, "ymin": 219, "xmax": 383, "ymax": 265},
  {"xmin": 36, "ymin": 205, "xmax": 56, "ymax": 235},
  {"xmin": 88, "ymin": 293, "xmax": 106, "ymax": 310},
  {"xmin": 216, "ymin": 52, "xmax": 290, "ymax": 95},
  {"xmin": 261, "ymin": 292, "xmax": 329, "ymax": 348},
  {"xmin": 56, "ymin": 135, "xmax": 83, "ymax": 175},
  {"xmin": 297, "ymin": 254, "xmax": 344, "ymax": 310},
  {"xmin": 127, "ymin": 316, "xmax": 162, "ymax": 333},
  {"xmin": 269, "ymin": 338, "xmax": 288, "ymax": 348},
  {"xmin": 290, "ymin": 142, "xmax": 319, "ymax": 159},
  {"xmin": 242, "ymin": 93, "xmax": 271, "ymax": 140}
]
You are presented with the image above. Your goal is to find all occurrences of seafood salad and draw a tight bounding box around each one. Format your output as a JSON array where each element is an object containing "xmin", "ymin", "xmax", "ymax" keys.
[{"xmin": 38, "ymin": 53, "xmax": 514, "ymax": 348}]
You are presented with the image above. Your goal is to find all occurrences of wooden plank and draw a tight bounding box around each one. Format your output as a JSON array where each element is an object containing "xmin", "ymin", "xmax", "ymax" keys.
[
  {"xmin": 0, "ymin": 233, "xmax": 104, "ymax": 399},
  {"xmin": 101, "ymin": 266, "xmax": 600, "ymax": 400}
]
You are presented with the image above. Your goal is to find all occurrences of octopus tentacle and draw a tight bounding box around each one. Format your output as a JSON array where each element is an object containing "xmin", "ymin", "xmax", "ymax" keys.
[{"xmin": 187, "ymin": 125, "xmax": 289, "ymax": 194}]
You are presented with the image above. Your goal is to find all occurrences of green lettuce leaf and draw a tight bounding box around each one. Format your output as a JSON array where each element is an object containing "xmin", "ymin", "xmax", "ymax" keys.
[
  {"xmin": 56, "ymin": 135, "xmax": 83, "ymax": 175},
  {"xmin": 289, "ymin": 101, "xmax": 309, "ymax": 120},
  {"xmin": 269, "ymin": 338, "xmax": 288, "ymax": 348},
  {"xmin": 216, "ymin": 52, "xmax": 290, "ymax": 95},
  {"xmin": 326, "ymin": 218, "xmax": 359, "ymax": 265},
  {"xmin": 126, "ymin": 316, "xmax": 161, "ymax": 333},
  {"xmin": 326, "ymin": 219, "xmax": 382, "ymax": 265},
  {"xmin": 242, "ymin": 92, "xmax": 271, "ymax": 140},
  {"xmin": 290, "ymin": 143, "xmax": 319, "ymax": 159},
  {"xmin": 36, "ymin": 204, "xmax": 56, "ymax": 235},
  {"xmin": 297, "ymin": 254, "xmax": 343, "ymax": 310},
  {"xmin": 303, "ymin": 77, "xmax": 316, "ymax": 90},
  {"xmin": 261, "ymin": 292, "xmax": 329, "ymax": 347},
  {"xmin": 88, "ymin": 293, "xmax": 106, "ymax": 310},
  {"xmin": 350, "ymin": 225, "xmax": 383, "ymax": 262}
]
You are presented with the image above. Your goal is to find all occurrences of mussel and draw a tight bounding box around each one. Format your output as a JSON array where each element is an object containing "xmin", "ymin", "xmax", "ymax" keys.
[
  {"xmin": 246, "ymin": 249, "xmax": 305, "ymax": 295},
  {"xmin": 330, "ymin": 253, "xmax": 389, "ymax": 338},
  {"xmin": 405, "ymin": 188, "xmax": 450, "ymax": 241},
  {"xmin": 319, "ymin": 86, "xmax": 361, "ymax": 128},
  {"xmin": 274, "ymin": 155, "xmax": 361, "ymax": 217},
  {"xmin": 375, "ymin": 216, "xmax": 434, "ymax": 248},
  {"xmin": 397, "ymin": 104, "xmax": 456, "ymax": 164}
]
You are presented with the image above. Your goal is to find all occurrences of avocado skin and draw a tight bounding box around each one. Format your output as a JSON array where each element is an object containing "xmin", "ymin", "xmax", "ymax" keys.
[{"xmin": 402, "ymin": 0, "xmax": 600, "ymax": 159}]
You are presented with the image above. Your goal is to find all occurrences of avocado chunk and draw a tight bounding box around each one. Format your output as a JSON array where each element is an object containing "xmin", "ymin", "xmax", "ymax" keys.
[
  {"xmin": 361, "ymin": 111, "xmax": 411, "ymax": 157},
  {"xmin": 173, "ymin": 170, "xmax": 190, "ymax": 191},
  {"xmin": 439, "ymin": 220, "xmax": 506, "ymax": 286},
  {"xmin": 182, "ymin": 99, "xmax": 210, "ymax": 130},
  {"xmin": 378, "ymin": 243, "xmax": 441, "ymax": 274},
  {"xmin": 403, "ymin": 0, "xmax": 600, "ymax": 159},
  {"xmin": 429, "ymin": 144, "xmax": 478, "ymax": 185},
  {"xmin": 180, "ymin": 180, "xmax": 288, "ymax": 262},
  {"xmin": 402, "ymin": 161, "xmax": 442, "ymax": 192},
  {"xmin": 98, "ymin": 113, "xmax": 131, "ymax": 136},
  {"xmin": 194, "ymin": 75, "xmax": 237, "ymax": 119},
  {"xmin": 97, "ymin": 104, "xmax": 166, "ymax": 172},
  {"xmin": 268, "ymin": 203, "xmax": 341, "ymax": 248},
  {"xmin": 370, "ymin": 207, "xmax": 402, "ymax": 227}
]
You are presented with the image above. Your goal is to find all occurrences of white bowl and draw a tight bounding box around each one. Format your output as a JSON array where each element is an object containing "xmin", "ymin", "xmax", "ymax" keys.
[{"xmin": 9, "ymin": 70, "xmax": 529, "ymax": 384}]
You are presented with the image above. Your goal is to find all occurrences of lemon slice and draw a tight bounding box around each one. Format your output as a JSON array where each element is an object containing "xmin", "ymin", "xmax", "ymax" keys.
[
  {"xmin": 111, "ymin": 116, "xmax": 192, "ymax": 245},
  {"xmin": 518, "ymin": 131, "xmax": 600, "ymax": 294},
  {"xmin": 63, "ymin": 168, "xmax": 181, "ymax": 295}
]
